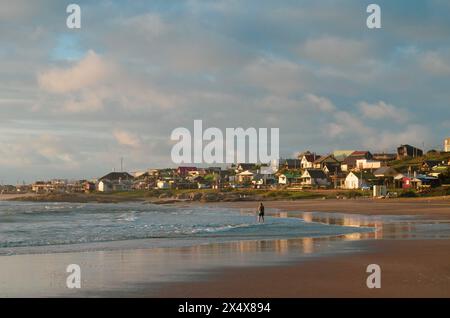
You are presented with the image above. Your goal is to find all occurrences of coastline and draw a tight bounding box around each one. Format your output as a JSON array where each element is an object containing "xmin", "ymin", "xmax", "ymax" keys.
[
  {"xmin": 151, "ymin": 199, "xmax": 450, "ymax": 297},
  {"xmin": 0, "ymin": 198, "xmax": 449, "ymax": 297},
  {"xmin": 154, "ymin": 239, "xmax": 450, "ymax": 298}
]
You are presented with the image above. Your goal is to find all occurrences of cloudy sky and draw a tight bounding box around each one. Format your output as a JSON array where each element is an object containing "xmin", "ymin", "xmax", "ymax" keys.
[{"xmin": 1, "ymin": 0, "xmax": 450, "ymax": 183}]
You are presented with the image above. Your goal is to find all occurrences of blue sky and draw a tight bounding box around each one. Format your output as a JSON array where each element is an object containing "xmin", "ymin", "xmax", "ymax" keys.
[{"xmin": 0, "ymin": 0, "xmax": 450, "ymax": 183}]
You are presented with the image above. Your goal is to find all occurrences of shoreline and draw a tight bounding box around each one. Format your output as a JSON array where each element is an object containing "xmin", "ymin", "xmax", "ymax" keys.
[
  {"xmin": 5, "ymin": 189, "xmax": 450, "ymax": 205},
  {"xmin": 0, "ymin": 198, "xmax": 449, "ymax": 297},
  {"xmin": 152, "ymin": 199, "xmax": 450, "ymax": 297}
]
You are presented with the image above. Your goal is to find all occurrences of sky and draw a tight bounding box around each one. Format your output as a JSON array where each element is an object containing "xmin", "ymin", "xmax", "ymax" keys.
[{"xmin": 1, "ymin": 0, "xmax": 450, "ymax": 183}]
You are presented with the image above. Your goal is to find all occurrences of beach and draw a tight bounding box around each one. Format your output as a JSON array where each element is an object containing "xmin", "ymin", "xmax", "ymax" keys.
[
  {"xmin": 0, "ymin": 197, "xmax": 449, "ymax": 297},
  {"xmin": 153, "ymin": 198, "xmax": 450, "ymax": 297}
]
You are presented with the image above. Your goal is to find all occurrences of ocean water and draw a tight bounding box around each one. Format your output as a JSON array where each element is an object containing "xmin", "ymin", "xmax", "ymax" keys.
[{"xmin": 0, "ymin": 201, "xmax": 374, "ymax": 253}]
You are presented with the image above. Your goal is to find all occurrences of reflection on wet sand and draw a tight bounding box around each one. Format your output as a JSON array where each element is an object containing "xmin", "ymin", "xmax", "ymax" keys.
[
  {"xmin": 259, "ymin": 209, "xmax": 450, "ymax": 240},
  {"xmin": 1, "ymin": 209, "xmax": 449, "ymax": 297}
]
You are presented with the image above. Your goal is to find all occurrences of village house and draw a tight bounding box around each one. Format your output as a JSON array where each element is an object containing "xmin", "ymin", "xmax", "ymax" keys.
[
  {"xmin": 258, "ymin": 165, "xmax": 277, "ymax": 186},
  {"xmin": 341, "ymin": 151, "xmax": 373, "ymax": 172},
  {"xmin": 235, "ymin": 163, "xmax": 258, "ymax": 173},
  {"xmin": 372, "ymin": 153, "xmax": 397, "ymax": 163},
  {"xmin": 397, "ymin": 144, "xmax": 423, "ymax": 159},
  {"xmin": 322, "ymin": 164, "xmax": 342, "ymax": 176},
  {"xmin": 313, "ymin": 154, "xmax": 339, "ymax": 170},
  {"xmin": 373, "ymin": 166, "xmax": 399, "ymax": 188},
  {"xmin": 279, "ymin": 158, "xmax": 301, "ymax": 170},
  {"xmin": 421, "ymin": 160, "xmax": 442, "ymax": 172},
  {"xmin": 176, "ymin": 166, "xmax": 197, "ymax": 177},
  {"xmin": 98, "ymin": 172, "xmax": 134, "ymax": 192},
  {"xmin": 402, "ymin": 174, "xmax": 440, "ymax": 190},
  {"xmin": 355, "ymin": 158, "xmax": 382, "ymax": 171},
  {"xmin": 83, "ymin": 181, "xmax": 96, "ymax": 193},
  {"xmin": 298, "ymin": 151, "xmax": 320, "ymax": 169},
  {"xmin": 31, "ymin": 180, "xmax": 67, "ymax": 193},
  {"xmin": 444, "ymin": 137, "xmax": 450, "ymax": 152},
  {"xmin": 278, "ymin": 172, "xmax": 301, "ymax": 186},
  {"xmin": 236, "ymin": 170, "xmax": 254, "ymax": 184},
  {"xmin": 344, "ymin": 171, "xmax": 375, "ymax": 189},
  {"xmin": 300, "ymin": 169, "xmax": 329, "ymax": 187},
  {"xmin": 0, "ymin": 185, "xmax": 16, "ymax": 194}
]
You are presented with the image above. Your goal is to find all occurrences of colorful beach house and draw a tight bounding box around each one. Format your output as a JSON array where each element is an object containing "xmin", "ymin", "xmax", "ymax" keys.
[{"xmin": 278, "ymin": 172, "xmax": 301, "ymax": 185}]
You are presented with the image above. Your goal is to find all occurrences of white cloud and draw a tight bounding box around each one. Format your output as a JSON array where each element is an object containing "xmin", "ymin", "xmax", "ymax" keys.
[
  {"xmin": 38, "ymin": 50, "xmax": 114, "ymax": 94},
  {"xmin": 243, "ymin": 57, "xmax": 310, "ymax": 95},
  {"xmin": 420, "ymin": 51, "xmax": 450, "ymax": 76},
  {"xmin": 300, "ymin": 36, "xmax": 369, "ymax": 65},
  {"xmin": 304, "ymin": 94, "xmax": 336, "ymax": 112},
  {"xmin": 113, "ymin": 129, "xmax": 142, "ymax": 148},
  {"xmin": 121, "ymin": 14, "xmax": 167, "ymax": 39},
  {"xmin": 358, "ymin": 101, "xmax": 409, "ymax": 123}
]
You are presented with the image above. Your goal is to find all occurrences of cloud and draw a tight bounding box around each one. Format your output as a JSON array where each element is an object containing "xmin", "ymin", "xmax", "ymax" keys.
[
  {"xmin": 358, "ymin": 101, "xmax": 409, "ymax": 123},
  {"xmin": 242, "ymin": 57, "xmax": 311, "ymax": 95},
  {"xmin": 300, "ymin": 36, "xmax": 370, "ymax": 65},
  {"xmin": 121, "ymin": 13, "xmax": 167, "ymax": 39},
  {"xmin": 113, "ymin": 129, "xmax": 142, "ymax": 148},
  {"xmin": 304, "ymin": 94, "xmax": 336, "ymax": 112},
  {"xmin": 38, "ymin": 50, "xmax": 114, "ymax": 94},
  {"xmin": 420, "ymin": 51, "xmax": 450, "ymax": 76}
]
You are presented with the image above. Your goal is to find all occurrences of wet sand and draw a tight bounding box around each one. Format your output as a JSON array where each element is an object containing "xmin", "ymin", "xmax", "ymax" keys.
[
  {"xmin": 155, "ymin": 239, "xmax": 450, "ymax": 298},
  {"xmin": 0, "ymin": 198, "xmax": 449, "ymax": 297},
  {"xmin": 153, "ymin": 198, "xmax": 450, "ymax": 297}
]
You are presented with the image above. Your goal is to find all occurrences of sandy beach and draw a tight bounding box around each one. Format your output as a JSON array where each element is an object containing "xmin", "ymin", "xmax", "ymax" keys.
[
  {"xmin": 0, "ymin": 197, "xmax": 449, "ymax": 297},
  {"xmin": 154, "ymin": 198, "xmax": 450, "ymax": 297},
  {"xmin": 0, "ymin": 193, "xmax": 37, "ymax": 201}
]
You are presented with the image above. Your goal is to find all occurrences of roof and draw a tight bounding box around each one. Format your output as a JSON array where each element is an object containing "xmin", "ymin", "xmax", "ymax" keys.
[
  {"xmin": 237, "ymin": 170, "xmax": 254, "ymax": 176},
  {"xmin": 332, "ymin": 150, "xmax": 355, "ymax": 161},
  {"xmin": 373, "ymin": 166, "xmax": 398, "ymax": 177},
  {"xmin": 280, "ymin": 172, "xmax": 301, "ymax": 179},
  {"xmin": 313, "ymin": 154, "xmax": 338, "ymax": 164},
  {"xmin": 351, "ymin": 151, "xmax": 371, "ymax": 156},
  {"xmin": 281, "ymin": 159, "xmax": 301, "ymax": 168},
  {"xmin": 99, "ymin": 172, "xmax": 134, "ymax": 182},
  {"xmin": 303, "ymin": 169, "xmax": 327, "ymax": 179},
  {"xmin": 343, "ymin": 151, "xmax": 372, "ymax": 166},
  {"xmin": 423, "ymin": 160, "xmax": 441, "ymax": 167},
  {"xmin": 301, "ymin": 153, "xmax": 321, "ymax": 162},
  {"xmin": 323, "ymin": 164, "xmax": 341, "ymax": 173}
]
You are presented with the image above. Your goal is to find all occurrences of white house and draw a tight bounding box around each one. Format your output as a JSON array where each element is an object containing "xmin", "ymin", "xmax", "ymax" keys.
[
  {"xmin": 355, "ymin": 159, "xmax": 381, "ymax": 170},
  {"xmin": 299, "ymin": 152, "xmax": 320, "ymax": 169},
  {"xmin": 236, "ymin": 170, "xmax": 254, "ymax": 183},
  {"xmin": 98, "ymin": 180, "xmax": 112, "ymax": 192},
  {"xmin": 344, "ymin": 172, "xmax": 373, "ymax": 189},
  {"xmin": 445, "ymin": 137, "xmax": 450, "ymax": 152},
  {"xmin": 344, "ymin": 172, "xmax": 361, "ymax": 189},
  {"xmin": 278, "ymin": 172, "xmax": 301, "ymax": 185}
]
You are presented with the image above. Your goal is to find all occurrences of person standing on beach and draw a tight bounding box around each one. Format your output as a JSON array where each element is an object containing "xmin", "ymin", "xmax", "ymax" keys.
[{"xmin": 258, "ymin": 202, "xmax": 265, "ymax": 223}]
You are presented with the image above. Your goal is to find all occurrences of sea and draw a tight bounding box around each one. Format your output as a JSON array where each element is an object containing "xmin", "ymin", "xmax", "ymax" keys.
[{"xmin": 0, "ymin": 201, "xmax": 374, "ymax": 254}]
